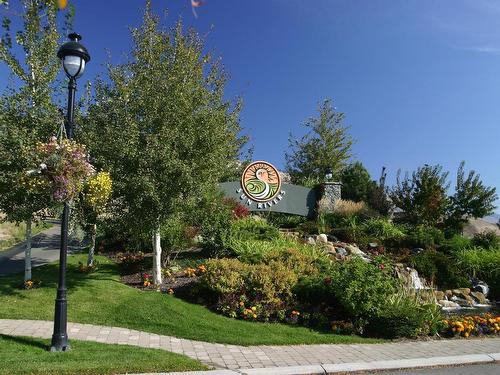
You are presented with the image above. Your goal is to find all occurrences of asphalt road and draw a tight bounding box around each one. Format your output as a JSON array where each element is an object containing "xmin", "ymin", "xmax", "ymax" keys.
[
  {"xmin": 363, "ymin": 363, "xmax": 499, "ymax": 374},
  {"xmin": 0, "ymin": 221, "xmax": 84, "ymax": 276}
]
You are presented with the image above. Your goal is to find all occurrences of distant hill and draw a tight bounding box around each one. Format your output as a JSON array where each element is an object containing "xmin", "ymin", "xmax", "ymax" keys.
[
  {"xmin": 463, "ymin": 216, "xmax": 500, "ymax": 238},
  {"xmin": 483, "ymin": 213, "xmax": 500, "ymax": 224}
]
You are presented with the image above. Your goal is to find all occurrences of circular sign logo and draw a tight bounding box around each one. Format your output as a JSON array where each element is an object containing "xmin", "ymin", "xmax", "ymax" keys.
[{"xmin": 241, "ymin": 161, "xmax": 282, "ymax": 202}]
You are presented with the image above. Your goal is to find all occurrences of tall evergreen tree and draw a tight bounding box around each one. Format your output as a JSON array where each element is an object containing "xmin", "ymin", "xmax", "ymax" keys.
[
  {"xmin": 285, "ymin": 99, "xmax": 354, "ymax": 186},
  {"xmin": 81, "ymin": 1, "xmax": 245, "ymax": 284}
]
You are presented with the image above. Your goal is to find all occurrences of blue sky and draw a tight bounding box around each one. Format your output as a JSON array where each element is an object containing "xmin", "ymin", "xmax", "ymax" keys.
[{"xmin": 1, "ymin": 0, "xmax": 500, "ymax": 210}]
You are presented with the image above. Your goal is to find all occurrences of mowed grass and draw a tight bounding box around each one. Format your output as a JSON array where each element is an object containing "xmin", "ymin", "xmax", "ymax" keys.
[
  {"xmin": 0, "ymin": 335, "xmax": 206, "ymax": 375},
  {"xmin": 0, "ymin": 254, "xmax": 382, "ymax": 346}
]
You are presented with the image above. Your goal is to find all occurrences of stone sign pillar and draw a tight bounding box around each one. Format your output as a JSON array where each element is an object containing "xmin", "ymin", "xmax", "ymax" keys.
[{"xmin": 322, "ymin": 181, "xmax": 342, "ymax": 207}]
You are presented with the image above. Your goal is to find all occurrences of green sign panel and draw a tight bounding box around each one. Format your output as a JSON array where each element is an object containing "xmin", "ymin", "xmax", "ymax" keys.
[{"xmin": 219, "ymin": 181, "xmax": 318, "ymax": 218}]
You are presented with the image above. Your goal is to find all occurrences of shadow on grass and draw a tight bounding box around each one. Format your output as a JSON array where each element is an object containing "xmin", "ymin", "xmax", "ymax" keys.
[
  {"xmin": 0, "ymin": 260, "xmax": 121, "ymax": 299},
  {"xmin": 0, "ymin": 334, "xmax": 48, "ymax": 350}
]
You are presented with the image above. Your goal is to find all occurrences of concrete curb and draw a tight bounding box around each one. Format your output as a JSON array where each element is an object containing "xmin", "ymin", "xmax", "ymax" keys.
[{"xmin": 124, "ymin": 352, "xmax": 500, "ymax": 375}]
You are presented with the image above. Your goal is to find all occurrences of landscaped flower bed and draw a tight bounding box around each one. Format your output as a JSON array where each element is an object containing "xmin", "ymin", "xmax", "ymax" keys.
[{"xmin": 441, "ymin": 314, "xmax": 500, "ymax": 338}]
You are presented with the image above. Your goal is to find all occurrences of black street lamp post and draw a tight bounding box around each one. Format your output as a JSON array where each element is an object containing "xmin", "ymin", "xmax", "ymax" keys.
[{"xmin": 50, "ymin": 33, "xmax": 90, "ymax": 352}]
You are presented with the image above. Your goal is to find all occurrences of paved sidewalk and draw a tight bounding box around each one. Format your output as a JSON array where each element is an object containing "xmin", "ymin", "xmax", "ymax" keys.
[{"xmin": 0, "ymin": 319, "xmax": 499, "ymax": 373}]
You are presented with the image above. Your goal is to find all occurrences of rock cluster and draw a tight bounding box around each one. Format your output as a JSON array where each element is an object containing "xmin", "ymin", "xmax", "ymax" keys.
[
  {"xmin": 306, "ymin": 234, "xmax": 370, "ymax": 262},
  {"xmin": 436, "ymin": 287, "xmax": 489, "ymax": 309}
]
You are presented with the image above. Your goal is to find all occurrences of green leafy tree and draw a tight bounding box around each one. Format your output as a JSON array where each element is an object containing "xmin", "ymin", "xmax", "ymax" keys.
[
  {"xmin": 285, "ymin": 99, "xmax": 354, "ymax": 185},
  {"xmin": 81, "ymin": 2, "xmax": 245, "ymax": 284},
  {"xmin": 390, "ymin": 165, "xmax": 450, "ymax": 226},
  {"xmin": 340, "ymin": 162, "xmax": 374, "ymax": 202},
  {"xmin": 0, "ymin": 0, "xmax": 69, "ymax": 281},
  {"xmin": 74, "ymin": 171, "xmax": 112, "ymax": 266},
  {"xmin": 445, "ymin": 162, "xmax": 497, "ymax": 233}
]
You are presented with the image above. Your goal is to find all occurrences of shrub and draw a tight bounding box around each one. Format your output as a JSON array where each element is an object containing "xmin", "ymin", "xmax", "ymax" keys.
[
  {"xmin": 410, "ymin": 250, "xmax": 468, "ymax": 289},
  {"xmin": 267, "ymin": 213, "xmax": 307, "ymax": 229},
  {"xmin": 201, "ymin": 258, "xmax": 246, "ymax": 295},
  {"xmin": 229, "ymin": 217, "xmax": 280, "ymax": 242},
  {"xmin": 455, "ymin": 248, "xmax": 500, "ymax": 300},
  {"xmin": 117, "ymin": 252, "xmax": 145, "ymax": 274},
  {"xmin": 333, "ymin": 199, "xmax": 372, "ymax": 218},
  {"xmin": 471, "ymin": 231, "xmax": 500, "ymax": 250},
  {"xmin": 365, "ymin": 290, "xmax": 442, "ymax": 338},
  {"xmin": 200, "ymin": 258, "xmax": 298, "ymax": 322},
  {"xmin": 440, "ymin": 234, "xmax": 472, "ymax": 254},
  {"xmin": 222, "ymin": 197, "xmax": 250, "ymax": 219},
  {"xmin": 196, "ymin": 194, "xmax": 233, "ymax": 257},
  {"xmin": 362, "ymin": 218, "xmax": 405, "ymax": 242},
  {"xmin": 407, "ymin": 225, "xmax": 445, "ymax": 249},
  {"xmin": 230, "ymin": 237, "xmax": 329, "ymax": 269},
  {"xmin": 329, "ymin": 257, "xmax": 397, "ymax": 319}
]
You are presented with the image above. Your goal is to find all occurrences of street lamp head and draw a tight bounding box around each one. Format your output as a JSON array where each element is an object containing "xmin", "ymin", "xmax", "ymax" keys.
[
  {"xmin": 57, "ymin": 33, "xmax": 90, "ymax": 79},
  {"xmin": 325, "ymin": 167, "xmax": 333, "ymax": 181}
]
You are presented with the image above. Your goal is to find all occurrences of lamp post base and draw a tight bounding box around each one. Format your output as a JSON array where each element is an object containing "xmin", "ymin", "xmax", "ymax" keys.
[{"xmin": 49, "ymin": 335, "xmax": 70, "ymax": 352}]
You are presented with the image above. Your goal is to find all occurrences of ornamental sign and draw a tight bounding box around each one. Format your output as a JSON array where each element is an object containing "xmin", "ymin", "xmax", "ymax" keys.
[
  {"xmin": 238, "ymin": 161, "xmax": 285, "ymax": 209},
  {"xmin": 219, "ymin": 161, "xmax": 321, "ymax": 217}
]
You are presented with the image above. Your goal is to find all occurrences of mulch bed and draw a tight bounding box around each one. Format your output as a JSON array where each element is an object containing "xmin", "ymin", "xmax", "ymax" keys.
[{"xmin": 121, "ymin": 271, "xmax": 200, "ymax": 294}]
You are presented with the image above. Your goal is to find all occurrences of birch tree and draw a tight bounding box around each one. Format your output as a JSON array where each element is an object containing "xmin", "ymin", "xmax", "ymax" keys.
[
  {"xmin": 81, "ymin": 1, "xmax": 245, "ymax": 285},
  {"xmin": 0, "ymin": 0, "xmax": 68, "ymax": 281}
]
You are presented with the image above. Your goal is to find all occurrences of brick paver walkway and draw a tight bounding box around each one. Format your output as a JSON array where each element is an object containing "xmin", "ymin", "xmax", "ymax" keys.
[{"xmin": 1, "ymin": 319, "xmax": 499, "ymax": 371}]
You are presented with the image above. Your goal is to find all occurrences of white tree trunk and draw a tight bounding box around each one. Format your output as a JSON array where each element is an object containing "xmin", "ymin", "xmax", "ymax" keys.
[
  {"xmin": 152, "ymin": 226, "xmax": 162, "ymax": 285},
  {"xmin": 24, "ymin": 218, "xmax": 32, "ymax": 282},
  {"xmin": 87, "ymin": 223, "xmax": 97, "ymax": 267}
]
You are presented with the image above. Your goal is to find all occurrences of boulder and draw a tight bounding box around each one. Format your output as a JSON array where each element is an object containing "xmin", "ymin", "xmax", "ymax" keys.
[
  {"xmin": 451, "ymin": 295, "xmax": 474, "ymax": 307},
  {"xmin": 306, "ymin": 237, "xmax": 316, "ymax": 245},
  {"xmin": 327, "ymin": 234, "xmax": 338, "ymax": 242},
  {"xmin": 345, "ymin": 244, "xmax": 366, "ymax": 256},
  {"xmin": 336, "ymin": 247, "xmax": 348, "ymax": 257},
  {"xmin": 470, "ymin": 291, "xmax": 488, "ymax": 305},
  {"xmin": 317, "ymin": 234, "xmax": 328, "ymax": 244},
  {"xmin": 438, "ymin": 300, "xmax": 461, "ymax": 308},
  {"xmin": 445, "ymin": 290, "xmax": 453, "ymax": 299},
  {"xmin": 435, "ymin": 291, "xmax": 445, "ymax": 301},
  {"xmin": 324, "ymin": 243, "xmax": 337, "ymax": 254},
  {"xmin": 472, "ymin": 281, "xmax": 489, "ymax": 297},
  {"xmin": 453, "ymin": 288, "xmax": 470, "ymax": 296}
]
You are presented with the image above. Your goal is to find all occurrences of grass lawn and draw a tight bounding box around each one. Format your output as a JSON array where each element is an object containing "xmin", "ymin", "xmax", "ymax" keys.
[
  {"xmin": 0, "ymin": 220, "xmax": 53, "ymax": 252},
  {"xmin": 0, "ymin": 334, "xmax": 206, "ymax": 375},
  {"xmin": 0, "ymin": 254, "xmax": 382, "ymax": 346}
]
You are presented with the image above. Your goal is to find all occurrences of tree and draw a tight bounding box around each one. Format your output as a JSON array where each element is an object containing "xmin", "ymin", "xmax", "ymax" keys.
[
  {"xmin": 445, "ymin": 162, "xmax": 497, "ymax": 233},
  {"xmin": 390, "ymin": 165, "xmax": 450, "ymax": 226},
  {"xmin": 0, "ymin": 0, "xmax": 68, "ymax": 281},
  {"xmin": 285, "ymin": 99, "xmax": 354, "ymax": 185},
  {"xmin": 81, "ymin": 2, "xmax": 245, "ymax": 285},
  {"xmin": 340, "ymin": 162, "xmax": 374, "ymax": 202},
  {"xmin": 74, "ymin": 171, "xmax": 112, "ymax": 266}
]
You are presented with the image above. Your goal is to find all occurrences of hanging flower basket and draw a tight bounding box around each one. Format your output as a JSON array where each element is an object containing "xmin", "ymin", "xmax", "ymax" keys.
[{"xmin": 35, "ymin": 137, "xmax": 95, "ymax": 203}]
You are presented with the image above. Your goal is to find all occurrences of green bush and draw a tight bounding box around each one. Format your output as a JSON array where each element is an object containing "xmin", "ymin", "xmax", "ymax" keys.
[
  {"xmin": 455, "ymin": 248, "xmax": 500, "ymax": 300},
  {"xmin": 329, "ymin": 257, "xmax": 397, "ymax": 319},
  {"xmin": 200, "ymin": 258, "xmax": 298, "ymax": 322},
  {"xmin": 197, "ymin": 195, "xmax": 233, "ymax": 257},
  {"xmin": 471, "ymin": 231, "xmax": 500, "ymax": 250},
  {"xmin": 267, "ymin": 213, "xmax": 307, "ymax": 229},
  {"xmin": 440, "ymin": 234, "xmax": 472, "ymax": 254},
  {"xmin": 229, "ymin": 237, "xmax": 331, "ymax": 270},
  {"xmin": 410, "ymin": 250, "xmax": 468, "ymax": 289},
  {"xmin": 365, "ymin": 291, "xmax": 442, "ymax": 339},
  {"xmin": 229, "ymin": 217, "xmax": 280, "ymax": 242},
  {"xmin": 407, "ymin": 225, "xmax": 445, "ymax": 249},
  {"xmin": 362, "ymin": 218, "xmax": 406, "ymax": 242}
]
